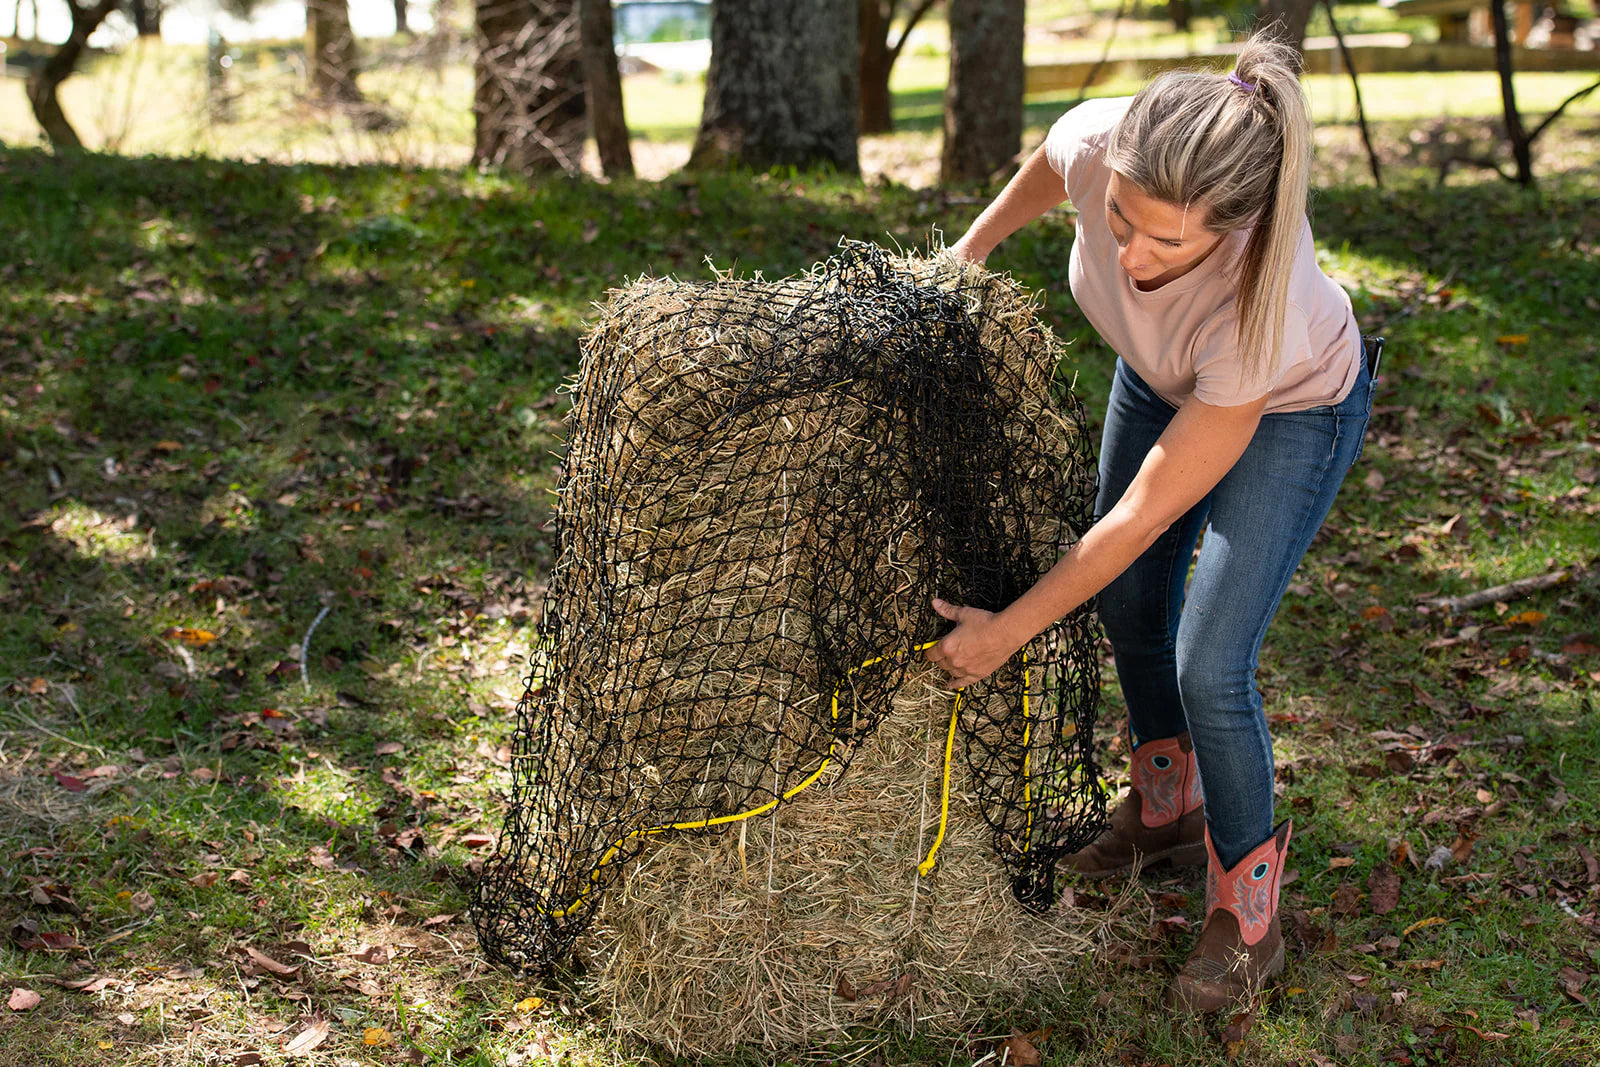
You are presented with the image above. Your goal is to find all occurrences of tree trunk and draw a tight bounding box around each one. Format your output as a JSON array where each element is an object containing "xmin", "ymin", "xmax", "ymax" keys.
[
  {"xmin": 474, "ymin": 0, "xmax": 587, "ymax": 176},
  {"xmin": 580, "ymin": 0, "xmax": 632, "ymax": 177},
  {"xmin": 307, "ymin": 0, "xmax": 364, "ymax": 102},
  {"xmin": 1257, "ymin": 0, "xmax": 1316, "ymax": 51},
  {"xmin": 128, "ymin": 0, "xmax": 161, "ymax": 36},
  {"xmin": 689, "ymin": 0, "xmax": 858, "ymax": 173},
  {"xmin": 1489, "ymin": 0, "xmax": 1534, "ymax": 187},
  {"xmin": 941, "ymin": 0, "xmax": 1024, "ymax": 183},
  {"xmin": 1169, "ymin": 0, "xmax": 1191, "ymax": 32},
  {"xmin": 859, "ymin": 0, "xmax": 893, "ymax": 134},
  {"xmin": 25, "ymin": 0, "xmax": 119, "ymax": 149},
  {"xmin": 394, "ymin": 0, "xmax": 409, "ymax": 35},
  {"xmin": 858, "ymin": 1, "xmax": 940, "ymax": 136}
]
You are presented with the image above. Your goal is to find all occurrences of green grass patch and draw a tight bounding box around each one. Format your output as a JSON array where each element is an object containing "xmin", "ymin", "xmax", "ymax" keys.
[{"xmin": 0, "ymin": 135, "xmax": 1597, "ymax": 1066}]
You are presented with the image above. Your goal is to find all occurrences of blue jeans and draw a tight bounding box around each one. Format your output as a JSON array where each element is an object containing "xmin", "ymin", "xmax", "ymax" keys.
[{"xmin": 1095, "ymin": 355, "xmax": 1374, "ymax": 870}]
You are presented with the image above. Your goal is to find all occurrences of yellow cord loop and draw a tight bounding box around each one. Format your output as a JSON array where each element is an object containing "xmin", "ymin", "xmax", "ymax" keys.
[{"xmin": 543, "ymin": 640, "xmax": 1041, "ymax": 918}]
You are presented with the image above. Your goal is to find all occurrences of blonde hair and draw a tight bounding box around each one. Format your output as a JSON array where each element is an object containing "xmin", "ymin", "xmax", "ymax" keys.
[{"xmin": 1103, "ymin": 34, "xmax": 1312, "ymax": 386}]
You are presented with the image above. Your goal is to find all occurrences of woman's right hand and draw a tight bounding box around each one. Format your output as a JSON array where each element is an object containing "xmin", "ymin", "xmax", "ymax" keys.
[{"xmin": 948, "ymin": 234, "xmax": 989, "ymax": 266}]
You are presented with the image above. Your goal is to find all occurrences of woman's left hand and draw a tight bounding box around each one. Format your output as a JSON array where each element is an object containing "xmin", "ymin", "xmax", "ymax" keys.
[{"xmin": 924, "ymin": 598, "xmax": 1024, "ymax": 689}]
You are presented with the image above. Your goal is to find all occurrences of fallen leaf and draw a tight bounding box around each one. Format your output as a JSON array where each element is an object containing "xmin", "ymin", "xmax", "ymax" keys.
[
  {"xmin": 307, "ymin": 847, "xmax": 337, "ymax": 871},
  {"xmin": 189, "ymin": 871, "xmax": 221, "ymax": 889},
  {"xmin": 363, "ymin": 1027, "xmax": 391, "ymax": 1046},
  {"xmin": 235, "ymin": 1054, "xmax": 265, "ymax": 1066},
  {"xmin": 26, "ymin": 677, "xmax": 48, "ymax": 695},
  {"xmin": 162, "ymin": 627, "xmax": 217, "ymax": 646},
  {"xmin": 834, "ymin": 974, "xmax": 857, "ymax": 1002},
  {"xmin": 514, "ymin": 996, "xmax": 543, "ymax": 1013},
  {"xmin": 244, "ymin": 947, "xmax": 300, "ymax": 977},
  {"xmin": 129, "ymin": 890, "xmax": 155, "ymax": 913},
  {"xmin": 1410, "ymin": 682, "xmax": 1447, "ymax": 715},
  {"xmin": 1402, "ymin": 916, "xmax": 1447, "ymax": 937},
  {"xmin": 461, "ymin": 833, "xmax": 495, "ymax": 850},
  {"xmin": 352, "ymin": 945, "xmax": 390, "ymax": 965},
  {"xmin": 420, "ymin": 913, "xmax": 457, "ymax": 927},
  {"xmin": 1001, "ymin": 1030, "xmax": 1044, "ymax": 1066},
  {"xmin": 373, "ymin": 741, "xmax": 405, "ymax": 756},
  {"xmin": 1506, "ymin": 610, "xmax": 1545, "ymax": 627},
  {"xmin": 1332, "ymin": 883, "xmax": 1363, "ymax": 916},
  {"xmin": 1367, "ymin": 864, "xmax": 1401, "ymax": 915},
  {"xmin": 1496, "ymin": 334, "xmax": 1529, "ymax": 345},
  {"xmin": 282, "ymin": 1019, "xmax": 331, "ymax": 1056},
  {"xmin": 7, "ymin": 988, "xmax": 41, "ymax": 1012},
  {"xmin": 54, "ymin": 772, "xmax": 88, "ymax": 793},
  {"xmin": 1557, "ymin": 967, "xmax": 1591, "ymax": 1005},
  {"xmin": 1328, "ymin": 856, "xmax": 1356, "ymax": 869}
]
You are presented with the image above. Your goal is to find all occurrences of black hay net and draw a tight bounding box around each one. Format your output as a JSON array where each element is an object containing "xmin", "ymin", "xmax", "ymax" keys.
[{"xmin": 473, "ymin": 243, "xmax": 1104, "ymax": 972}]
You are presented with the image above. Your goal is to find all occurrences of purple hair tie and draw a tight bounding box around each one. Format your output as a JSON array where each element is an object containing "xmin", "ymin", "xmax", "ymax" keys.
[{"xmin": 1228, "ymin": 71, "xmax": 1257, "ymax": 93}]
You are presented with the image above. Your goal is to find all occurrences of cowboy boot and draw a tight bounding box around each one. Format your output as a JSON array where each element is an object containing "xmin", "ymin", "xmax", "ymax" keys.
[
  {"xmin": 1166, "ymin": 821, "xmax": 1293, "ymax": 1013},
  {"xmin": 1064, "ymin": 732, "xmax": 1206, "ymax": 879}
]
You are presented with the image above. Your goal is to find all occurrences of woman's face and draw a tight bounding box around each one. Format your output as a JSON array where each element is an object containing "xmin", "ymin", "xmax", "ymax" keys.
[{"xmin": 1105, "ymin": 172, "xmax": 1225, "ymax": 288}]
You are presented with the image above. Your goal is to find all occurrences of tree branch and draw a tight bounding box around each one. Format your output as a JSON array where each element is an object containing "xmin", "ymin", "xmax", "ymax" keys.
[
  {"xmin": 1528, "ymin": 76, "xmax": 1600, "ymax": 145},
  {"xmin": 1320, "ymin": 0, "xmax": 1381, "ymax": 188},
  {"xmin": 887, "ymin": 0, "xmax": 940, "ymax": 67}
]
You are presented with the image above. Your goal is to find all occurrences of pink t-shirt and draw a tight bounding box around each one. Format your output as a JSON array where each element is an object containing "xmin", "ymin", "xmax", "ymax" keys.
[{"xmin": 1042, "ymin": 97, "xmax": 1361, "ymax": 412}]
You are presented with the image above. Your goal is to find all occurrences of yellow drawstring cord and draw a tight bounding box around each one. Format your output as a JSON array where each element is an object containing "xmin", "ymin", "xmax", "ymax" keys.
[{"xmin": 544, "ymin": 640, "xmax": 1039, "ymax": 919}]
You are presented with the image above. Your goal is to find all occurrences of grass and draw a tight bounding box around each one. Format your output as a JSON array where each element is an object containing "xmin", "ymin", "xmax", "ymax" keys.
[{"xmin": 1, "ymin": 84, "xmax": 1599, "ymax": 1067}]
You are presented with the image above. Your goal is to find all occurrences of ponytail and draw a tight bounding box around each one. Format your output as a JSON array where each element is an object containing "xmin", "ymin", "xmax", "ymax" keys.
[{"xmin": 1105, "ymin": 33, "xmax": 1314, "ymax": 386}]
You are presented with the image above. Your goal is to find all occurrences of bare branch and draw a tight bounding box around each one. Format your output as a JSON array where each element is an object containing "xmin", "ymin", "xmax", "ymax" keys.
[{"xmin": 1528, "ymin": 76, "xmax": 1600, "ymax": 145}]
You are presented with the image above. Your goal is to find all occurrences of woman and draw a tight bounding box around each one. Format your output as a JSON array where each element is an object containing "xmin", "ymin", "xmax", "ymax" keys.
[{"xmin": 926, "ymin": 36, "xmax": 1375, "ymax": 1011}]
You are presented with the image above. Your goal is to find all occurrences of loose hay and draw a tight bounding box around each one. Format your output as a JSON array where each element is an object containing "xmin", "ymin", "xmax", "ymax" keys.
[
  {"xmin": 585, "ymin": 663, "xmax": 1102, "ymax": 1054},
  {"xmin": 475, "ymin": 243, "xmax": 1107, "ymax": 1047}
]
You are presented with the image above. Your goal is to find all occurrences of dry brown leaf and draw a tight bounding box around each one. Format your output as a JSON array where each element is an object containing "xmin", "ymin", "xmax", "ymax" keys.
[
  {"xmin": 1367, "ymin": 864, "xmax": 1402, "ymax": 915},
  {"xmin": 833, "ymin": 974, "xmax": 857, "ymax": 1002},
  {"xmin": 129, "ymin": 890, "xmax": 156, "ymax": 913},
  {"xmin": 352, "ymin": 945, "xmax": 390, "ymax": 965},
  {"xmin": 189, "ymin": 871, "xmax": 221, "ymax": 889},
  {"xmin": 244, "ymin": 947, "xmax": 300, "ymax": 977},
  {"xmin": 1001, "ymin": 1030, "xmax": 1044, "ymax": 1066},
  {"xmin": 374, "ymin": 741, "xmax": 405, "ymax": 756},
  {"xmin": 1328, "ymin": 856, "xmax": 1356, "ymax": 869},
  {"xmin": 7, "ymin": 988, "xmax": 41, "ymax": 1012},
  {"xmin": 282, "ymin": 1019, "xmax": 331, "ymax": 1056},
  {"xmin": 1557, "ymin": 967, "xmax": 1591, "ymax": 1005}
]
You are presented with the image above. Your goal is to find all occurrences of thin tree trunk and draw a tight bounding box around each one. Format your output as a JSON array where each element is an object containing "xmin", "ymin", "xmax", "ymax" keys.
[
  {"xmin": 858, "ymin": 0, "xmax": 941, "ymax": 136},
  {"xmin": 941, "ymin": 0, "xmax": 1024, "ymax": 183},
  {"xmin": 394, "ymin": 0, "xmax": 410, "ymax": 35},
  {"xmin": 1489, "ymin": 0, "xmax": 1534, "ymax": 187},
  {"xmin": 128, "ymin": 0, "xmax": 161, "ymax": 36},
  {"xmin": 25, "ymin": 0, "xmax": 119, "ymax": 149},
  {"xmin": 580, "ymin": 0, "xmax": 632, "ymax": 177},
  {"xmin": 1257, "ymin": 0, "xmax": 1315, "ymax": 51},
  {"xmin": 1169, "ymin": 0, "xmax": 1190, "ymax": 32},
  {"xmin": 690, "ymin": 0, "xmax": 858, "ymax": 173},
  {"xmin": 858, "ymin": 0, "xmax": 893, "ymax": 134},
  {"xmin": 1321, "ymin": 0, "xmax": 1380, "ymax": 188},
  {"xmin": 307, "ymin": 0, "xmax": 364, "ymax": 103},
  {"xmin": 473, "ymin": 0, "xmax": 587, "ymax": 175}
]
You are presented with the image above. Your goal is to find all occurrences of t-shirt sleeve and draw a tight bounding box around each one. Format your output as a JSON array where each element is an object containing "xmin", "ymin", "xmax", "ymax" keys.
[
  {"xmin": 1042, "ymin": 98, "xmax": 1129, "ymax": 204},
  {"xmin": 1190, "ymin": 304, "xmax": 1311, "ymax": 407}
]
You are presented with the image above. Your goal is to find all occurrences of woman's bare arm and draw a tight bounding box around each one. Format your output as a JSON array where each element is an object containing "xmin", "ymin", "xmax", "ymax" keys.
[
  {"xmin": 949, "ymin": 144, "xmax": 1071, "ymax": 264},
  {"xmin": 926, "ymin": 393, "xmax": 1269, "ymax": 688}
]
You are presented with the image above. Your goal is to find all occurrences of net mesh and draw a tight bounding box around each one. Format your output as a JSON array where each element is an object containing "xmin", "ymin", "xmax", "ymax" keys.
[{"xmin": 473, "ymin": 243, "xmax": 1105, "ymax": 972}]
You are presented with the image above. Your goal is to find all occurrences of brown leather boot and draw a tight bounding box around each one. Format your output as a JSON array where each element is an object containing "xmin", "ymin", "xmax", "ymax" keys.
[
  {"xmin": 1063, "ymin": 732, "xmax": 1205, "ymax": 879},
  {"xmin": 1165, "ymin": 821, "xmax": 1293, "ymax": 1013}
]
